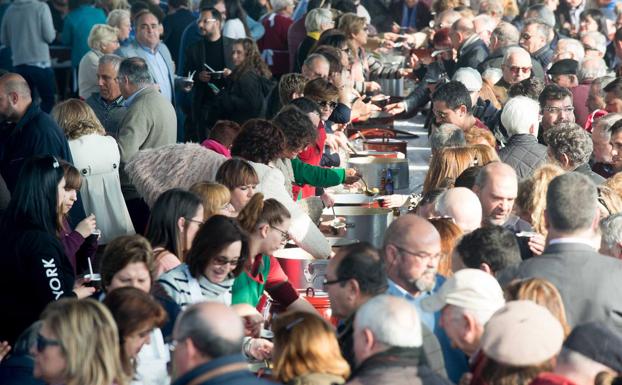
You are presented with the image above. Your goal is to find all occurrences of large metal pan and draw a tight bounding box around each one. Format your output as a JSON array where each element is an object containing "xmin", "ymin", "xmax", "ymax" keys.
[
  {"xmin": 363, "ymin": 138, "xmax": 408, "ymax": 156},
  {"xmin": 325, "ymin": 206, "xmax": 394, "ymax": 248}
]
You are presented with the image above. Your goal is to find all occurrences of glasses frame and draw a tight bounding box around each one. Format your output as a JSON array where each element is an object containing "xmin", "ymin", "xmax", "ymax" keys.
[
  {"xmin": 212, "ymin": 256, "xmax": 240, "ymax": 267},
  {"xmin": 185, "ymin": 217, "xmax": 205, "ymax": 226},
  {"xmin": 391, "ymin": 244, "xmax": 444, "ymax": 262},
  {"xmin": 270, "ymin": 225, "xmax": 290, "ymax": 242}
]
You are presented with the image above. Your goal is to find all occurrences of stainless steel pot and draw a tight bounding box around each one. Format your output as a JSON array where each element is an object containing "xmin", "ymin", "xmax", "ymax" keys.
[
  {"xmin": 274, "ymin": 248, "xmax": 328, "ymax": 291},
  {"xmin": 327, "ymin": 206, "xmax": 393, "ymax": 248},
  {"xmin": 347, "ymin": 156, "xmax": 409, "ymax": 191},
  {"xmin": 363, "ymin": 138, "xmax": 408, "ymax": 156},
  {"xmin": 333, "ymin": 193, "xmax": 376, "ymax": 206}
]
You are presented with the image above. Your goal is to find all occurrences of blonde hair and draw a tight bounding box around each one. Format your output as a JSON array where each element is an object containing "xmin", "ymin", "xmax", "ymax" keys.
[
  {"xmin": 87, "ymin": 24, "xmax": 119, "ymax": 51},
  {"xmin": 108, "ymin": 9, "xmax": 131, "ymax": 28},
  {"xmin": 41, "ymin": 298, "xmax": 127, "ymax": 385},
  {"xmin": 429, "ymin": 217, "xmax": 463, "ymax": 277},
  {"xmin": 465, "ymin": 127, "xmax": 497, "ymax": 149},
  {"xmin": 51, "ymin": 99, "xmax": 106, "ymax": 139},
  {"xmin": 189, "ymin": 182, "xmax": 231, "ymax": 220},
  {"xmin": 468, "ymin": 143, "xmax": 499, "ymax": 165},
  {"xmin": 272, "ymin": 311, "xmax": 350, "ymax": 383},
  {"xmin": 597, "ymin": 185, "xmax": 622, "ymax": 218},
  {"xmin": 423, "ymin": 147, "xmax": 476, "ymax": 194},
  {"xmin": 515, "ymin": 164, "xmax": 565, "ymax": 235},
  {"xmin": 504, "ymin": 278, "xmax": 571, "ymax": 337},
  {"xmin": 605, "ymin": 172, "xmax": 622, "ymax": 198},
  {"xmin": 338, "ymin": 13, "xmax": 367, "ymax": 38}
]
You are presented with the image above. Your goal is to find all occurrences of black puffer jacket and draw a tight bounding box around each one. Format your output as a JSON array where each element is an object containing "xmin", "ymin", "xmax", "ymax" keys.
[
  {"xmin": 498, "ymin": 134, "xmax": 548, "ymax": 180},
  {"xmin": 346, "ymin": 347, "xmax": 453, "ymax": 385}
]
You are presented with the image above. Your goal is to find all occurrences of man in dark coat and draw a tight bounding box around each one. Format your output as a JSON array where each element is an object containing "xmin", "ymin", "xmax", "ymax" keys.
[
  {"xmin": 346, "ymin": 295, "xmax": 454, "ymax": 385},
  {"xmin": 0, "ymin": 73, "xmax": 72, "ymax": 193},
  {"xmin": 545, "ymin": 122, "xmax": 605, "ymax": 185},
  {"xmin": 501, "ymin": 172, "xmax": 622, "ymax": 334},
  {"xmin": 171, "ymin": 302, "xmax": 273, "ymax": 385},
  {"xmin": 183, "ymin": 7, "xmax": 233, "ymax": 142},
  {"xmin": 445, "ymin": 18, "xmax": 488, "ymax": 78},
  {"xmin": 498, "ymin": 96, "xmax": 547, "ymax": 179},
  {"xmin": 363, "ymin": 0, "xmax": 431, "ymax": 33},
  {"xmin": 519, "ymin": 18, "xmax": 554, "ymax": 70}
]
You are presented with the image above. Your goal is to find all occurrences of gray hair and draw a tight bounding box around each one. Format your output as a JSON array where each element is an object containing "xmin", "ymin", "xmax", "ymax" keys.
[
  {"xmin": 600, "ymin": 213, "xmax": 622, "ymax": 251},
  {"xmin": 430, "ymin": 123, "xmax": 466, "ymax": 152},
  {"xmin": 107, "ymin": 9, "xmax": 130, "ymax": 28},
  {"xmin": 482, "ymin": 67, "xmax": 503, "ymax": 84},
  {"xmin": 118, "ymin": 57, "xmax": 152, "ymax": 86},
  {"xmin": 491, "ymin": 22, "xmax": 519, "ymax": 47},
  {"xmin": 174, "ymin": 303, "xmax": 244, "ymax": 358},
  {"xmin": 271, "ymin": 0, "xmax": 293, "ymax": 11},
  {"xmin": 99, "ymin": 54, "xmax": 123, "ymax": 72},
  {"xmin": 88, "ymin": 24, "xmax": 119, "ymax": 51},
  {"xmin": 581, "ymin": 31, "xmax": 607, "ymax": 54},
  {"xmin": 557, "ymin": 38, "xmax": 585, "ymax": 62},
  {"xmin": 304, "ymin": 8, "xmax": 333, "ymax": 32},
  {"xmin": 525, "ymin": 4, "xmax": 555, "ymax": 28},
  {"xmin": 355, "ymin": 294, "xmax": 422, "ymax": 348},
  {"xmin": 473, "ymin": 14, "xmax": 496, "ymax": 33},
  {"xmin": 545, "ymin": 123, "xmax": 593, "ymax": 168},
  {"xmin": 578, "ymin": 58, "xmax": 608, "ymax": 83},
  {"xmin": 523, "ymin": 18, "xmax": 551, "ymax": 41},
  {"xmin": 502, "ymin": 46, "xmax": 530, "ymax": 65},
  {"xmin": 546, "ymin": 172, "xmax": 598, "ymax": 232},
  {"xmin": 593, "ymin": 112, "xmax": 622, "ymax": 141},
  {"xmin": 303, "ymin": 53, "xmax": 329, "ymax": 69},
  {"xmin": 501, "ymin": 96, "xmax": 540, "ymax": 136}
]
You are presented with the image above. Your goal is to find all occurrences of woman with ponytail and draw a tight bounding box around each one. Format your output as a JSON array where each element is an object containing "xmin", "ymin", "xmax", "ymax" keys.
[{"xmin": 233, "ymin": 193, "xmax": 316, "ymax": 314}]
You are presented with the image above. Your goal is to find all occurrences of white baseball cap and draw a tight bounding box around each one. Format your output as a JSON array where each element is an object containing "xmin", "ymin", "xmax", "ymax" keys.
[
  {"xmin": 452, "ymin": 67, "xmax": 483, "ymax": 92},
  {"xmin": 421, "ymin": 268, "xmax": 505, "ymax": 313}
]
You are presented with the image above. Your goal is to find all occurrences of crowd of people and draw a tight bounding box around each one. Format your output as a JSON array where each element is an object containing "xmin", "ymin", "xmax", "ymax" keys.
[{"xmin": 1, "ymin": 0, "xmax": 622, "ymax": 383}]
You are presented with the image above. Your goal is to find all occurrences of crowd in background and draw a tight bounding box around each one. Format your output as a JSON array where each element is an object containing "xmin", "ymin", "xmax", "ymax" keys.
[{"xmin": 1, "ymin": 0, "xmax": 622, "ymax": 384}]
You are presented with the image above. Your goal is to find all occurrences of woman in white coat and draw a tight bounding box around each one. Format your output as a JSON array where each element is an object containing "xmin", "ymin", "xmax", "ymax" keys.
[{"xmin": 52, "ymin": 99, "xmax": 135, "ymax": 244}]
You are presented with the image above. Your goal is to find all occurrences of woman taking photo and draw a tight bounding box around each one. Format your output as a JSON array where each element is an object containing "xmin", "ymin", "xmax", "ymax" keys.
[
  {"xmin": 211, "ymin": 38, "xmax": 273, "ymax": 124},
  {"xmin": 272, "ymin": 311, "xmax": 350, "ymax": 385},
  {"xmin": 144, "ymin": 188, "xmax": 205, "ymax": 277},
  {"xmin": 34, "ymin": 298, "xmax": 126, "ymax": 385},
  {"xmin": 0, "ymin": 156, "xmax": 94, "ymax": 345}
]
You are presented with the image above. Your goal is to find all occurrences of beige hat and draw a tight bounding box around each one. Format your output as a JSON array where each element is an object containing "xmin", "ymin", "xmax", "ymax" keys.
[
  {"xmin": 420, "ymin": 269, "xmax": 505, "ymax": 314},
  {"xmin": 481, "ymin": 300, "xmax": 564, "ymax": 366}
]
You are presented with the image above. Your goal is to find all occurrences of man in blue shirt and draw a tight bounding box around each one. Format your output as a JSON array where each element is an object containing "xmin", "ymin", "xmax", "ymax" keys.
[{"xmin": 382, "ymin": 215, "xmax": 469, "ymax": 384}]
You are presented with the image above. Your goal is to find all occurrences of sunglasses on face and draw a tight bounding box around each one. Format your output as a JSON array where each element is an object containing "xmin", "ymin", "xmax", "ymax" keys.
[
  {"xmin": 36, "ymin": 333, "xmax": 60, "ymax": 352},
  {"xmin": 506, "ymin": 65, "xmax": 532, "ymax": 74},
  {"xmin": 318, "ymin": 100, "xmax": 338, "ymax": 109},
  {"xmin": 212, "ymin": 256, "xmax": 240, "ymax": 267}
]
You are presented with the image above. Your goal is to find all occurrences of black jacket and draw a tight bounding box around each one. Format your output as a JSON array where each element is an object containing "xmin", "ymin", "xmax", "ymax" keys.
[
  {"xmin": 172, "ymin": 354, "xmax": 273, "ymax": 385},
  {"xmin": 446, "ymin": 37, "xmax": 488, "ymax": 78},
  {"xmin": 498, "ymin": 134, "xmax": 547, "ymax": 180},
  {"xmin": 211, "ymin": 71, "xmax": 274, "ymax": 125},
  {"xmin": 574, "ymin": 162, "xmax": 606, "ymax": 185},
  {"xmin": 472, "ymin": 98, "xmax": 499, "ymax": 133},
  {"xmin": 0, "ymin": 228, "xmax": 76, "ymax": 345},
  {"xmin": 532, "ymin": 44, "xmax": 554, "ymax": 71},
  {"xmin": 0, "ymin": 103, "xmax": 72, "ymax": 193},
  {"xmin": 347, "ymin": 347, "xmax": 453, "ymax": 385},
  {"xmin": 163, "ymin": 8, "xmax": 196, "ymax": 64},
  {"xmin": 363, "ymin": 0, "xmax": 431, "ymax": 33},
  {"xmin": 477, "ymin": 46, "xmax": 545, "ymax": 80}
]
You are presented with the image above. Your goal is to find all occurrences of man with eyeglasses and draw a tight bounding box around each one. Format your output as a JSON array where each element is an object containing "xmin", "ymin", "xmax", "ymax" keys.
[
  {"xmin": 182, "ymin": 7, "xmax": 234, "ymax": 142},
  {"xmin": 519, "ymin": 18, "xmax": 553, "ymax": 70},
  {"xmin": 494, "ymin": 46, "xmax": 533, "ymax": 105},
  {"xmin": 382, "ymin": 215, "xmax": 469, "ymax": 384},
  {"xmin": 538, "ymin": 84, "xmax": 576, "ymax": 143},
  {"xmin": 170, "ymin": 302, "xmax": 273, "ymax": 385},
  {"xmin": 431, "ymin": 81, "xmax": 488, "ymax": 132}
]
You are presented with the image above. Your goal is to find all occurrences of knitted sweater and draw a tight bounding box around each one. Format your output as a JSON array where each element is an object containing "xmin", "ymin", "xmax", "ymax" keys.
[{"xmin": 0, "ymin": 0, "xmax": 55, "ymax": 66}]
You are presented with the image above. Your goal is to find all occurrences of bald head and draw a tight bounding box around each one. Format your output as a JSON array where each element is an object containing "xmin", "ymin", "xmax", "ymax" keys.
[
  {"xmin": 437, "ymin": 10, "xmax": 461, "ymax": 29},
  {"xmin": 382, "ymin": 215, "xmax": 442, "ymax": 295},
  {"xmin": 0, "ymin": 73, "xmax": 32, "ymax": 122},
  {"xmin": 474, "ymin": 162, "xmax": 518, "ymax": 225},
  {"xmin": 435, "ymin": 187, "xmax": 483, "ymax": 233},
  {"xmin": 383, "ymin": 215, "xmax": 440, "ymax": 252},
  {"xmin": 173, "ymin": 302, "xmax": 244, "ymax": 377}
]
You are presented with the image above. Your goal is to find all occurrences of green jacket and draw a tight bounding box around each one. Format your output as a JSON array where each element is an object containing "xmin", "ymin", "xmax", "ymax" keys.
[{"xmin": 291, "ymin": 157, "xmax": 345, "ymax": 187}]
